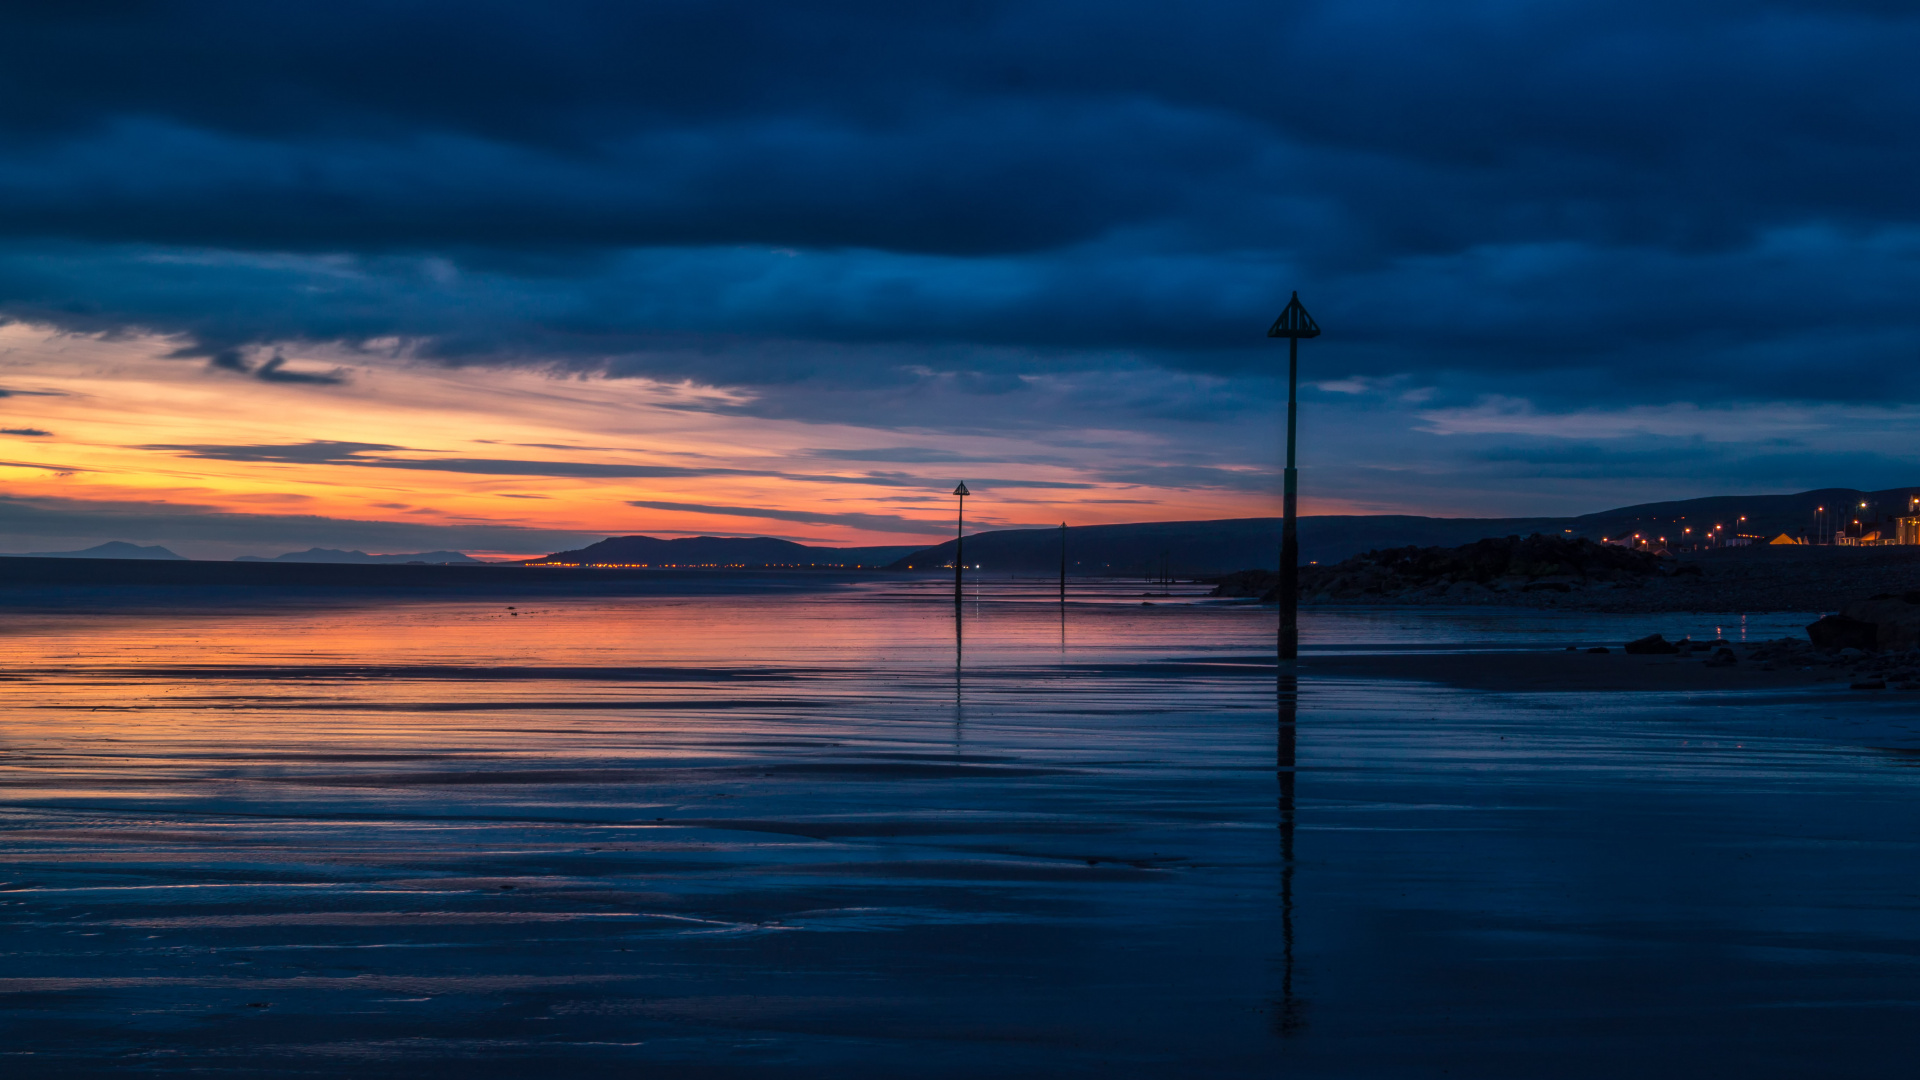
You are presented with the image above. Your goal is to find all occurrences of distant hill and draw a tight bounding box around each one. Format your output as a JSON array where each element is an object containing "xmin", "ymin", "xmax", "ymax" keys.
[
  {"xmin": 884, "ymin": 486, "xmax": 1920, "ymax": 574},
  {"xmin": 1, "ymin": 541, "xmax": 186, "ymax": 561},
  {"xmin": 236, "ymin": 548, "xmax": 482, "ymax": 565},
  {"xmin": 528, "ymin": 535, "xmax": 921, "ymax": 569},
  {"xmin": 521, "ymin": 487, "xmax": 1920, "ymax": 577},
  {"xmin": 885, "ymin": 517, "xmax": 1567, "ymax": 576},
  {"xmin": 1559, "ymin": 486, "xmax": 1920, "ymax": 545}
]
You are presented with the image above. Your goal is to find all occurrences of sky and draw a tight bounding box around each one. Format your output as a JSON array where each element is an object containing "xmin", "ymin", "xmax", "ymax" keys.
[{"xmin": 1, "ymin": 1, "xmax": 1918, "ymax": 559}]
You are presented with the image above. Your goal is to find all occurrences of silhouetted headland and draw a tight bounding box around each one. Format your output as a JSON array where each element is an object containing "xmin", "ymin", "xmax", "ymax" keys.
[
  {"xmin": 527, "ymin": 534, "xmax": 919, "ymax": 569},
  {"xmin": 887, "ymin": 485, "xmax": 1920, "ymax": 575},
  {"xmin": 1214, "ymin": 538, "xmax": 1920, "ymax": 614}
]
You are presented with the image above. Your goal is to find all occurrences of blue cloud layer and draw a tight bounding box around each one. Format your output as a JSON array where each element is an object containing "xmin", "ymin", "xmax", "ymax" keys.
[{"xmin": 0, "ymin": 0, "xmax": 1914, "ymax": 491}]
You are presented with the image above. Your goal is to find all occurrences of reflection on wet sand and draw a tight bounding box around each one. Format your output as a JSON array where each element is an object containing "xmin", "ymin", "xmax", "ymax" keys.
[
  {"xmin": 0, "ymin": 588, "xmax": 1285, "ymax": 1078},
  {"xmin": 2, "ymin": 586, "xmax": 1918, "ymax": 1076},
  {"xmin": 1275, "ymin": 670, "xmax": 1303, "ymax": 1037},
  {"xmin": 954, "ymin": 599, "xmax": 965, "ymax": 746}
]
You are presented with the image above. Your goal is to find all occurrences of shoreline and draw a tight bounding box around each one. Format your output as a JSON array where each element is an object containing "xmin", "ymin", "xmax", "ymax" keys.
[
  {"xmin": 1240, "ymin": 546, "xmax": 1920, "ymax": 614},
  {"xmin": 1298, "ymin": 649, "xmax": 1856, "ymax": 693}
]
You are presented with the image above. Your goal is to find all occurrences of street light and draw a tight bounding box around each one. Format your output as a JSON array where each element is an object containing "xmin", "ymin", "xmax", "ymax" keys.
[{"xmin": 1267, "ymin": 291, "xmax": 1321, "ymax": 664}]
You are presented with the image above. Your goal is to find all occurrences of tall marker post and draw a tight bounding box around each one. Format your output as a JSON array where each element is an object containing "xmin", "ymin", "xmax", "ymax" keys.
[
  {"xmin": 1267, "ymin": 292, "xmax": 1321, "ymax": 664},
  {"xmin": 952, "ymin": 482, "xmax": 970, "ymax": 607},
  {"xmin": 1267, "ymin": 293, "xmax": 1317, "ymax": 1038}
]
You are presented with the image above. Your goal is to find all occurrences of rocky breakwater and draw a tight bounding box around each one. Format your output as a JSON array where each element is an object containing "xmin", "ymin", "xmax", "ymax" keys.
[
  {"xmin": 1618, "ymin": 605, "xmax": 1920, "ymax": 690},
  {"xmin": 1211, "ymin": 534, "xmax": 1673, "ymax": 606},
  {"xmin": 1806, "ymin": 592, "xmax": 1920, "ymax": 653}
]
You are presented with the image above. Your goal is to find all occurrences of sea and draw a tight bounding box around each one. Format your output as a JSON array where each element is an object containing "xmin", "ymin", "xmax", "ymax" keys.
[{"xmin": 0, "ymin": 578, "xmax": 1915, "ymax": 1077}]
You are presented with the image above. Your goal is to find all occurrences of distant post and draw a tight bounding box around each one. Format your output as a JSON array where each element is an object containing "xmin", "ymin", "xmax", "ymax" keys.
[
  {"xmin": 1267, "ymin": 292, "xmax": 1321, "ymax": 663},
  {"xmin": 953, "ymin": 482, "xmax": 970, "ymax": 606}
]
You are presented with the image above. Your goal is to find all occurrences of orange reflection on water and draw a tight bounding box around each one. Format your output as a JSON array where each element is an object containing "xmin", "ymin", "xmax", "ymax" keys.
[{"xmin": 0, "ymin": 585, "xmax": 1272, "ymax": 807}]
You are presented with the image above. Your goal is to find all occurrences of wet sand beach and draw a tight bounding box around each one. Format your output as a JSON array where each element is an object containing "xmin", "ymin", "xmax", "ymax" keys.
[
  {"xmin": 1304, "ymin": 649, "xmax": 1845, "ymax": 693},
  {"xmin": 1, "ymin": 586, "xmax": 1917, "ymax": 1077}
]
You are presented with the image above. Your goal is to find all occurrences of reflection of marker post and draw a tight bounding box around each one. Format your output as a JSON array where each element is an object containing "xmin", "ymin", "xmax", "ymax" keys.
[
  {"xmin": 954, "ymin": 592, "xmax": 964, "ymax": 744},
  {"xmin": 953, "ymin": 482, "xmax": 970, "ymax": 608},
  {"xmin": 954, "ymin": 484, "xmax": 970, "ymax": 743},
  {"xmin": 1274, "ymin": 671, "xmax": 1303, "ymax": 1036},
  {"xmin": 1267, "ymin": 292, "xmax": 1321, "ymax": 665},
  {"xmin": 1059, "ymin": 522, "xmax": 1066, "ymax": 604}
]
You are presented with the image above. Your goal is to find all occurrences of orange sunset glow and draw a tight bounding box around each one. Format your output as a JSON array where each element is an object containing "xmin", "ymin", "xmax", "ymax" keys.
[{"xmin": 0, "ymin": 324, "xmax": 1292, "ymax": 559}]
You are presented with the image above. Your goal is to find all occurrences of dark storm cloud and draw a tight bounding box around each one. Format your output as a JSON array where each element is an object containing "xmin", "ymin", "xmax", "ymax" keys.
[
  {"xmin": 807, "ymin": 447, "xmax": 980, "ymax": 464},
  {"xmin": 804, "ymin": 446, "xmax": 1067, "ymax": 464},
  {"xmin": 138, "ymin": 440, "xmax": 1091, "ymax": 489},
  {"xmin": 162, "ymin": 342, "xmax": 351, "ymax": 384},
  {"xmin": 145, "ymin": 440, "xmax": 768, "ymax": 478},
  {"xmin": 144, "ymin": 441, "xmax": 405, "ymax": 464},
  {"xmin": 355, "ymin": 459, "xmax": 750, "ymax": 480},
  {"xmin": 0, "ymin": 459, "xmax": 91, "ymax": 473},
  {"xmin": 254, "ymin": 355, "xmax": 350, "ymax": 385},
  {"xmin": 0, "ymin": 492, "xmax": 598, "ymax": 557},
  {"xmin": 626, "ymin": 500, "xmax": 948, "ymax": 536},
  {"xmin": 858, "ymin": 472, "xmax": 1094, "ymax": 491},
  {"xmin": 1094, "ymin": 464, "xmax": 1277, "ymax": 492},
  {"xmin": 0, "ymin": 1, "xmax": 1916, "ymax": 410}
]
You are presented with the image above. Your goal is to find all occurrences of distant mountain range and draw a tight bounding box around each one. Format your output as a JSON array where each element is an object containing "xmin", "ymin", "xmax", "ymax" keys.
[
  {"xmin": 0, "ymin": 541, "xmax": 186, "ymax": 560},
  {"xmin": 526, "ymin": 535, "xmax": 921, "ymax": 569},
  {"xmin": 235, "ymin": 548, "xmax": 483, "ymax": 565},
  {"xmin": 9, "ymin": 486, "xmax": 1913, "ymax": 573}
]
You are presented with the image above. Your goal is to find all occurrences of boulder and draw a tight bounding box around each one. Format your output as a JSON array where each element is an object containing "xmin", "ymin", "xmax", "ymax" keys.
[
  {"xmin": 1807, "ymin": 613, "xmax": 1880, "ymax": 652},
  {"xmin": 1836, "ymin": 596, "xmax": 1920, "ymax": 651},
  {"xmin": 1624, "ymin": 633, "xmax": 1679, "ymax": 655}
]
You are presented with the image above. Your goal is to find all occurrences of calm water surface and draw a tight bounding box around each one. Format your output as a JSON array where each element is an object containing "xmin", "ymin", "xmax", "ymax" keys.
[{"xmin": 0, "ymin": 582, "xmax": 1914, "ymax": 1077}]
